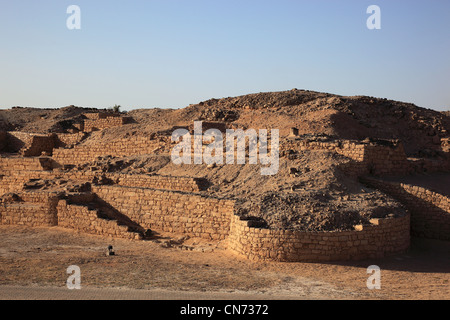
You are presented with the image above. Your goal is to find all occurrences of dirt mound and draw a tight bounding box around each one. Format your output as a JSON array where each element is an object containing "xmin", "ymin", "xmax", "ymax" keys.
[
  {"xmin": 0, "ymin": 106, "xmax": 108, "ymax": 133},
  {"xmin": 79, "ymin": 90, "xmax": 449, "ymax": 156}
]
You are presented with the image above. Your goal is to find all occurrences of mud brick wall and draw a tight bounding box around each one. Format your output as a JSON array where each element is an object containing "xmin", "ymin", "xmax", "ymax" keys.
[
  {"xmin": 361, "ymin": 177, "xmax": 450, "ymax": 240},
  {"xmin": 0, "ymin": 192, "xmax": 59, "ymax": 227},
  {"xmin": 52, "ymin": 136, "xmax": 166, "ymax": 165},
  {"xmin": 228, "ymin": 214, "xmax": 410, "ymax": 262},
  {"xmin": 92, "ymin": 185, "xmax": 235, "ymax": 240},
  {"xmin": 57, "ymin": 200, "xmax": 142, "ymax": 240}
]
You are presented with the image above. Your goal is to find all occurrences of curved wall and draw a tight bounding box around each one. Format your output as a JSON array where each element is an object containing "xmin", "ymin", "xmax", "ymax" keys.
[{"xmin": 228, "ymin": 214, "xmax": 410, "ymax": 262}]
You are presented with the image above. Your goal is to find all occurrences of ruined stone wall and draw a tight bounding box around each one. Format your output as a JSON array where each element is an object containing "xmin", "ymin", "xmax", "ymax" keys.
[
  {"xmin": 57, "ymin": 199, "xmax": 142, "ymax": 240},
  {"xmin": 0, "ymin": 171, "xmax": 50, "ymax": 195},
  {"xmin": 0, "ymin": 192, "xmax": 59, "ymax": 227},
  {"xmin": 361, "ymin": 177, "xmax": 450, "ymax": 241},
  {"xmin": 408, "ymin": 157, "xmax": 450, "ymax": 174},
  {"xmin": 0, "ymin": 168, "xmax": 206, "ymax": 196},
  {"xmin": 6, "ymin": 132, "xmax": 55, "ymax": 156},
  {"xmin": 282, "ymin": 138, "xmax": 412, "ymax": 176},
  {"xmin": 92, "ymin": 185, "xmax": 234, "ymax": 240},
  {"xmin": 111, "ymin": 174, "xmax": 207, "ymax": 192},
  {"xmin": 83, "ymin": 116, "xmax": 131, "ymax": 133},
  {"xmin": 59, "ymin": 171, "xmax": 205, "ymax": 193},
  {"xmin": 228, "ymin": 214, "xmax": 410, "ymax": 262},
  {"xmin": 52, "ymin": 136, "xmax": 166, "ymax": 165},
  {"xmin": 55, "ymin": 132, "xmax": 87, "ymax": 148},
  {"xmin": 0, "ymin": 156, "xmax": 53, "ymax": 173}
]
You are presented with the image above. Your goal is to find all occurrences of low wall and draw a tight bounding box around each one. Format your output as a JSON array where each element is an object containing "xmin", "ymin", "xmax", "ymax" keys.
[
  {"xmin": 0, "ymin": 192, "xmax": 59, "ymax": 227},
  {"xmin": 83, "ymin": 116, "xmax": 131, "ymax": 132},
  {"xmin": 92, "ymin": 185, "xmax": 234, "ymax": 240},
  {"xmin": 111, "ymin": 174, "xmax": 207, "ymax": 192},
  {"xmin": 52, "ymin": 136, "xmax": 169, "ymax": 165},
  {"xmin": 0, "ymin": 170, "xmax": 52, "ymax": 195},
  {"xmin": 57, "ymin": 199, "xmax": 142, "ymax": 240},
  {"xmin": 361, "ymin": 177, "xmax": 450, "ymax": 240},
  {"xmin": 408, "ymin": 157, "xmax": 450, "ymax": 174},
  {"xmin": 6, "ymin": 132, "xmax": 55, "ymax": 156},
  {"xmin": 55, "ymin": 132, "xmax": 87, "ymax": 148},
  {"xmin": 56, "ymin": 171, "xmax": 207, "ymax": 193},
  {"xmin": 228, "ymin": 214, "xmax": 410, "ymax": 262},
  {"xmin": 282, "ymin": 138, "xmax": 412, "ymax": 176},
  {"xmin": 0, "ymin": 156, "xmax": 53, "ymax": 173}
]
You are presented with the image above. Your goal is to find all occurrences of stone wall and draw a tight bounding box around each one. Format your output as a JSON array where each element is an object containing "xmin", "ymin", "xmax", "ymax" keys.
[
  {"xmin": 0, "ymin": 166, "xmax": 415, "ymax": 262},
  {"xmin": 6, "ymin": 132, "xmax": 55, "ymax": 156},
  {"xmin": 361, "ymin": 177, "xmax": 450, "ymax": 240},
  {"xmin": 0, "ymin": 168, "xmax": 207, "ymax": 196},
  {"xmin": 92, "ymin": 185, "xmax": 234, "ymax": 240},
  {"xmin": 55, "ymin": 132, "xmax": 87, "ymax": 148},
  {"xmin": 0, "ymin": 156, "xmax": 53, "ymax": 173},
  {"xmin": 408, "ymin": 157, "xmax": 450, "ymax": 174},
  {"xmin": 111, "ymin": 174, "xmax": 208, "ymax": 192},
  {"xmin": 0, "ymin": 192, "xmax": 59, "ymax": 227},
  {"xmin": 282, "ymin": 138, "xmax": 412, "ymax": 176},
  {"xmin": 228, "ymin": 214, "xmax": 410, "ymax": 262},
  {"xmin": 52, "ymin": 136, "xmax": 168, "ymax": 165},
  {"xmin": 57, "ymin": 199, "xmax": 143, "ymax": 240},
  {"xmin": 83, "ymin": 116, "xmax": 131, "ymax": 133}
]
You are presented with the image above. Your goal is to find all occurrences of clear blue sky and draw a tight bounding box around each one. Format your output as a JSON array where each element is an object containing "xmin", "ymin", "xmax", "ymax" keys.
[{"xmin": 1, "ymin": 0, "xmax": 449, "ymax": 111}]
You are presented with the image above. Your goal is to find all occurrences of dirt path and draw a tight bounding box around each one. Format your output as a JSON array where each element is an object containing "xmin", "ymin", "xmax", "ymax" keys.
[{"xmin": 0, "ymin": 226, "xmax": 449, "ymax": 300}]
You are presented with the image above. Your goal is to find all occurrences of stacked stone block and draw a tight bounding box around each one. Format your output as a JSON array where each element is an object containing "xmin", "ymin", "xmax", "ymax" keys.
[
  {"xmin": 57, "ymin": 199, "xmax": 143, "ymax": 240},
  {"xmin": 282, "ymin": 138, "xmax": 412, "ymax": 176},
  {"xmin": 92, "ymin": 185, "xmax": 234, "ymax": 241},
  {"xmin": 52, "ymin": 136, "xmax": 168, "ymax": 165},
  {"xmin": 0, "ymin": 192, "xmax": 59, "ymax": 227},
  {"xmin": 228, "ymin": 214, "xmax": 410, "ymax": 262},
  {"xmin": 6, "ymin": 132, "xmax": 55, "ymax": 156},
  {"xmin": 361, "ymin": 177, "xmax": 450, "ymax": 241}
]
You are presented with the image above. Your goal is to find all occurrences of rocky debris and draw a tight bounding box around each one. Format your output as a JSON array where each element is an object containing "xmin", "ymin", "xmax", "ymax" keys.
[
  {"xmin": 23, "ymin": 178, "xmax": 91, "ymax": 193},
  {"xmin": 0, "ymin": 193, "xmax": 22, "ymax": 204}
]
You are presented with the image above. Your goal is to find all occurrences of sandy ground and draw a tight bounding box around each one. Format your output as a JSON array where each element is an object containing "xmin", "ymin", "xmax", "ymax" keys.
[{"xmin": 0, "ymin": 225, "xmax": 449, "ymax": 300}]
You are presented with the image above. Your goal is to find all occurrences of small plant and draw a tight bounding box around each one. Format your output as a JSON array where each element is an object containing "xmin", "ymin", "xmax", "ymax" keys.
[{"xmin": 112, "ymin": 104, "xmax": 121, "ymax": 113}]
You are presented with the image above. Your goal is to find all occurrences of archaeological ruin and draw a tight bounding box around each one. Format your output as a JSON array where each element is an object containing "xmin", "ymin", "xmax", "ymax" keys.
[{"xmin": 1, "ymin": 91, "xmax": 449, "ymax": 262}]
